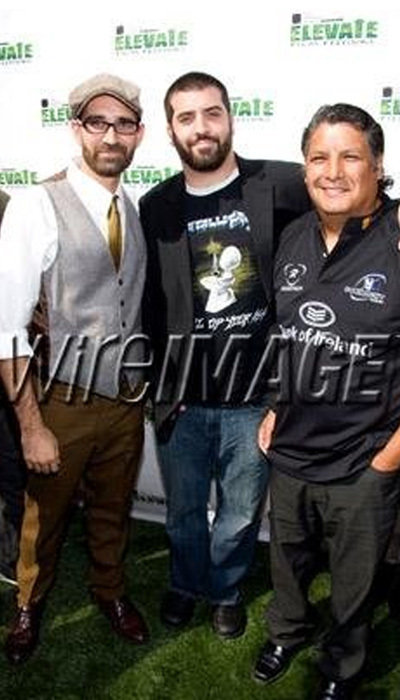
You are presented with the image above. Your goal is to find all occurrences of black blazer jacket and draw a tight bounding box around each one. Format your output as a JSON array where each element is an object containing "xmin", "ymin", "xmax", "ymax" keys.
[{"xmin": 139, "ymin": 156, "xmax": 310, "ymax": 433}]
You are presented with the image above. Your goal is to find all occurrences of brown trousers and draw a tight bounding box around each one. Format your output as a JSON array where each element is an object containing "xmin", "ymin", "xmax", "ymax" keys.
[{"xmin": 17, "ymin": 382, "xmax": 144, "ymax": 606}]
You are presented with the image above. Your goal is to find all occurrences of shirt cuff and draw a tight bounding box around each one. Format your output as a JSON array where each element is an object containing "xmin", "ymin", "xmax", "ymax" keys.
[{"xmin": 0, "ymin": 331, "xmax": 33, "ymax": 359}]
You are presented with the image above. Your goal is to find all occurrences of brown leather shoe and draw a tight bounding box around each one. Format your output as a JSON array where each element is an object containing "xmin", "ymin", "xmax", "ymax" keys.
[
  {"xmin": 96, "ymin": 596, "xmax": 149, "ymax": 644},
  {"xmin": 4, "ymin": 602, "xmax": 44, "ymax": 664}
]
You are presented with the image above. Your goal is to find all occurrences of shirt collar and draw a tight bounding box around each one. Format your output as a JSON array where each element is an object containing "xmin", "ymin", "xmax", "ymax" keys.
[
  {"xmin": 67, "ymin": 158, "xmax": 124, "ymax": 219},
  {"xmin": 185, "ymin": 168, "xmax": 239, "ymax": 197},
  {"xmin": 315, "ymin": 195, "xmax": 396, "ymax": 241}
]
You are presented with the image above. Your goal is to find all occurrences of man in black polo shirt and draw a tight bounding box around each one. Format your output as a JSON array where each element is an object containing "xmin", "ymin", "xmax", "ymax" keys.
[{"xmin": 254, "ymin": 104, "xmax": 400, "ymax": 699}]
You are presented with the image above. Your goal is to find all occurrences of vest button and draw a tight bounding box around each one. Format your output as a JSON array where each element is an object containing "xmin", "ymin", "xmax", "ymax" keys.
[
  {"xmin": 120, "ymin": 300, "xmax": 125, "ymax": 307},
  {"xmin": 122, "ymin": 321, "xmax": 126, "ymax": 328},
  {"xmin": 118, "ymin": 279, "xmax": 123, "ymax": 285}
]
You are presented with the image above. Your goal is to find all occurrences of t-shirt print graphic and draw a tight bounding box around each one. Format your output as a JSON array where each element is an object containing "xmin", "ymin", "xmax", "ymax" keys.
[{"xmin": 200, "ymin": 243, "xmax": 242, "ymax": 313}]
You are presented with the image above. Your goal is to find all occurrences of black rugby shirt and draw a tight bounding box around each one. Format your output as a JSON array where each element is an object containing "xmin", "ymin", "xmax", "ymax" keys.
[{"xmin": 268, "ymin": 198, "xmax": 400, "ymax": 482}]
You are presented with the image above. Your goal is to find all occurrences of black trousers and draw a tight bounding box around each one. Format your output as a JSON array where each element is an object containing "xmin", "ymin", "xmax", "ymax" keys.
[
  {"xmin": 267, "ymin": 465, "xmax": 400, "ymax": 681},
  {"xmin": 0, "ymin": 392, "xmax": 26, "ymax": 566}
]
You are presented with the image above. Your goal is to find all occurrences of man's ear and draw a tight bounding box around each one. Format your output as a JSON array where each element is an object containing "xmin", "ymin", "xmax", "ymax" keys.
[
  {"xmin": 167, "ymin": 123, "xmax": 173, "ymax": 144},
  {"xmin": 375, "ymin": 155, "xmax": 384, "ymax": 181},
  {"xmin": 135, "ymin": 123, "xmax": 145, "ymax": 148},
  {"xmin": 70, "ymin": 119, "xmax": 82, "ymax": 148}
]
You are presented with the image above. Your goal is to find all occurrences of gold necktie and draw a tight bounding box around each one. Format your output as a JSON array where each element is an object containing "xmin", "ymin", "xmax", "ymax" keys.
[{"xmin": 107, "ymin": 195, "xmax": 122, "ymax": 271}]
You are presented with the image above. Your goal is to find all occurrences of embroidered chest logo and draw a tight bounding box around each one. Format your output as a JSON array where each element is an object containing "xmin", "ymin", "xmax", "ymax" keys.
[
  {"xmin": 344, "ymin": 273, "xmax": 387, "ymax": 305},
  {"xmin": 281, "ymin": 263, "xmax": 307, "ymax": 291},
  {"xmin": 299, "ymin": 301, "xmax": 336, "ymax": 328}
]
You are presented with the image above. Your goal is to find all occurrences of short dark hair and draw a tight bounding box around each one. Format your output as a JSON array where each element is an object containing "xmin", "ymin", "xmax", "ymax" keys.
[
  {"xmin": 301, "ymin": 103, "xmax": 384, "ymax": 158},
  {"xmin": 301, "ymin": 103, "xmax": 393, "ymax": 192},
  {"xmin": 164, "ymin": 71, "xmax": 230, "ymax": 123}
]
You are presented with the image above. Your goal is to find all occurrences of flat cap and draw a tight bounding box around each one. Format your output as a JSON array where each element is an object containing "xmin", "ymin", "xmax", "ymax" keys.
[{"xmin": 69, "ymin": 73, "xmax": 142, "ymax": 119}]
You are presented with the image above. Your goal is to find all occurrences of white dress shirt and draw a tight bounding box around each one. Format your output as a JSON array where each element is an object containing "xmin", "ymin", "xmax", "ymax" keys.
[{"xmin": 0, "ymin": 159, "xmax": 128, "ymax": 359}]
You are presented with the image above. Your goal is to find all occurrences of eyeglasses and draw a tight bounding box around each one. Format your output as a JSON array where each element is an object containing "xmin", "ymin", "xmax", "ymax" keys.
[{"xmin": 80, "ymin": 116, "xmax": 141, "ymax": 135}]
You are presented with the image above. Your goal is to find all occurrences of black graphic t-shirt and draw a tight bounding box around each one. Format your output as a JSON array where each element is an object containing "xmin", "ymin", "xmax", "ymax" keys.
[{"xmin": 183, "ymin": 177, "xmax": 270, "ymax": 404}]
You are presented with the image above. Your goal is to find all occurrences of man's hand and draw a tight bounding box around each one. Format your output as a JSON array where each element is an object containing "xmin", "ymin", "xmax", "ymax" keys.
[
  {"xmin": 258, "ymin": 409, "xmax": 276, "ymax": 454},
  {"xmin": 0, "ymin": 357, "xmax": 60, "ymax": 475},
  {"xmin": 21, "ymin": 424, "xmax": 60, "ymax": 474},
  {"xmin": 370, "ymin": 448, "xmax": 400, "ymax": 474}
]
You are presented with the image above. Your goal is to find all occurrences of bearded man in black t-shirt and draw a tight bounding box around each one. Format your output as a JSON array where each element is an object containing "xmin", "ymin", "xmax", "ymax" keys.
[{"xmin": 140, "ymin": 72, "xmax": 309, "ymax": 639}]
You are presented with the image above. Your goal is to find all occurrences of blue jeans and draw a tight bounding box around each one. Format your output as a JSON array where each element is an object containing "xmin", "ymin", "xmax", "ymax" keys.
[{"xmin": 158, "ymin": 404, "xmax": 269, "ymax": 605}]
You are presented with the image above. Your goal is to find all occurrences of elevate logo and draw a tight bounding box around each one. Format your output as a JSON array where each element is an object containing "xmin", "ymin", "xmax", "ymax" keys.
[
  {"xmin": 230, "ymin": 96, "xmax": 274, "ymax": 121},
  {"xmin": 115, "ymin": 25, "xmax": 188, "ymax": 54},
  {"xmin": 380, "ymin": 87, "xmax": 400, "ymax": 120},
  {"xmin": 122, "ymin": 165, "xmax": 180, "ymax": 189},
  {"xmin": 0, "ymin": 169, "xmax": 38, "ymax": 187},
  {"xmin": 0, "ymin": 40, "xmax": 34, "ymax": 64},
  {"xmin": 290, "ymin": 14, "xmax": 378, "ymax": 46},
  {"xmin": 41, "ymin": 99, "xmax": 72, "ymax": 127}
]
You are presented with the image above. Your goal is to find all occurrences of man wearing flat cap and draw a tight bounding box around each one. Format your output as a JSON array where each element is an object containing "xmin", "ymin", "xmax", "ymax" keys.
[{"xmin": 0, "ymin": 73, "xmax": 149, "ymax": 663}]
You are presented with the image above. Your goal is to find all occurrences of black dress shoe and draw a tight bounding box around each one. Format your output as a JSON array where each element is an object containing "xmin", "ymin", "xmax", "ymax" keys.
[
  {"xmin": 253, "ymin": 640, "xmax": 302, "ymax": 684},
  {"xmin": 96, "ymin": 595, "xmax": 149, "ymax": 644},
  {"xmin": 212, "ymin": 602, "xmax": 246, "ymax": 639},
  {"xmin": 160, "ymin": 590, "xmax": 195, "ymax": 628},
  {"xmin": 4, "ymin": 602, "xmax": 44, "ymax": 664},
  {"xmin": 373, "ymin": 562, "xmax": 400, "ymax": 619},
  {"xmin": 389, "ymin": 595, "xmax": 400, "ymax": 621},
  {"xmin": 317, "ymin": 679, "xmax": 357, "ymax": 700}
]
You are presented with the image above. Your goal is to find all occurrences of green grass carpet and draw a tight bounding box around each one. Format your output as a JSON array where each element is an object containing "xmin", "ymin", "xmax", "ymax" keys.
[{"xmin": 1, "ymin": 513, "xmax": 400, "ymax": 699}]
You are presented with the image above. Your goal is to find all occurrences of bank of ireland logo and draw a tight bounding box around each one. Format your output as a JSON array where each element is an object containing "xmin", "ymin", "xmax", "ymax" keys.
[
  {"xmin": 344, "ymin": 273, "xmax": 387, "ymax": 304},
  {"xmin": 299, "ymin": 301, "xmax": 336, "ymax": 328},
  {"xmin": 290, "ymin": 14, "xmax": 379, "ymax": 46},
  {"xmin": 281, "ymin": 263, "xmax": 307, "ymax": 291}
]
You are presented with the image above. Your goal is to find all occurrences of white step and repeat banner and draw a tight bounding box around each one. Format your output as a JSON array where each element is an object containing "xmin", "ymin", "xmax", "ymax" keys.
[{"xmin": 1, "ymin": 0, "xmax": 399, "ymax": 537}]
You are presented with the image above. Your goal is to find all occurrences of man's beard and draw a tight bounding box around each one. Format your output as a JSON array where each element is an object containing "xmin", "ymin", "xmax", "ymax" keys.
[
  {"xmin": 171, "ymin": 130, "xmax": 232, "ymax": 172},
  {"xmin": 82, "ymin": 143, "xmax": 134, "ymax": 177}
]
